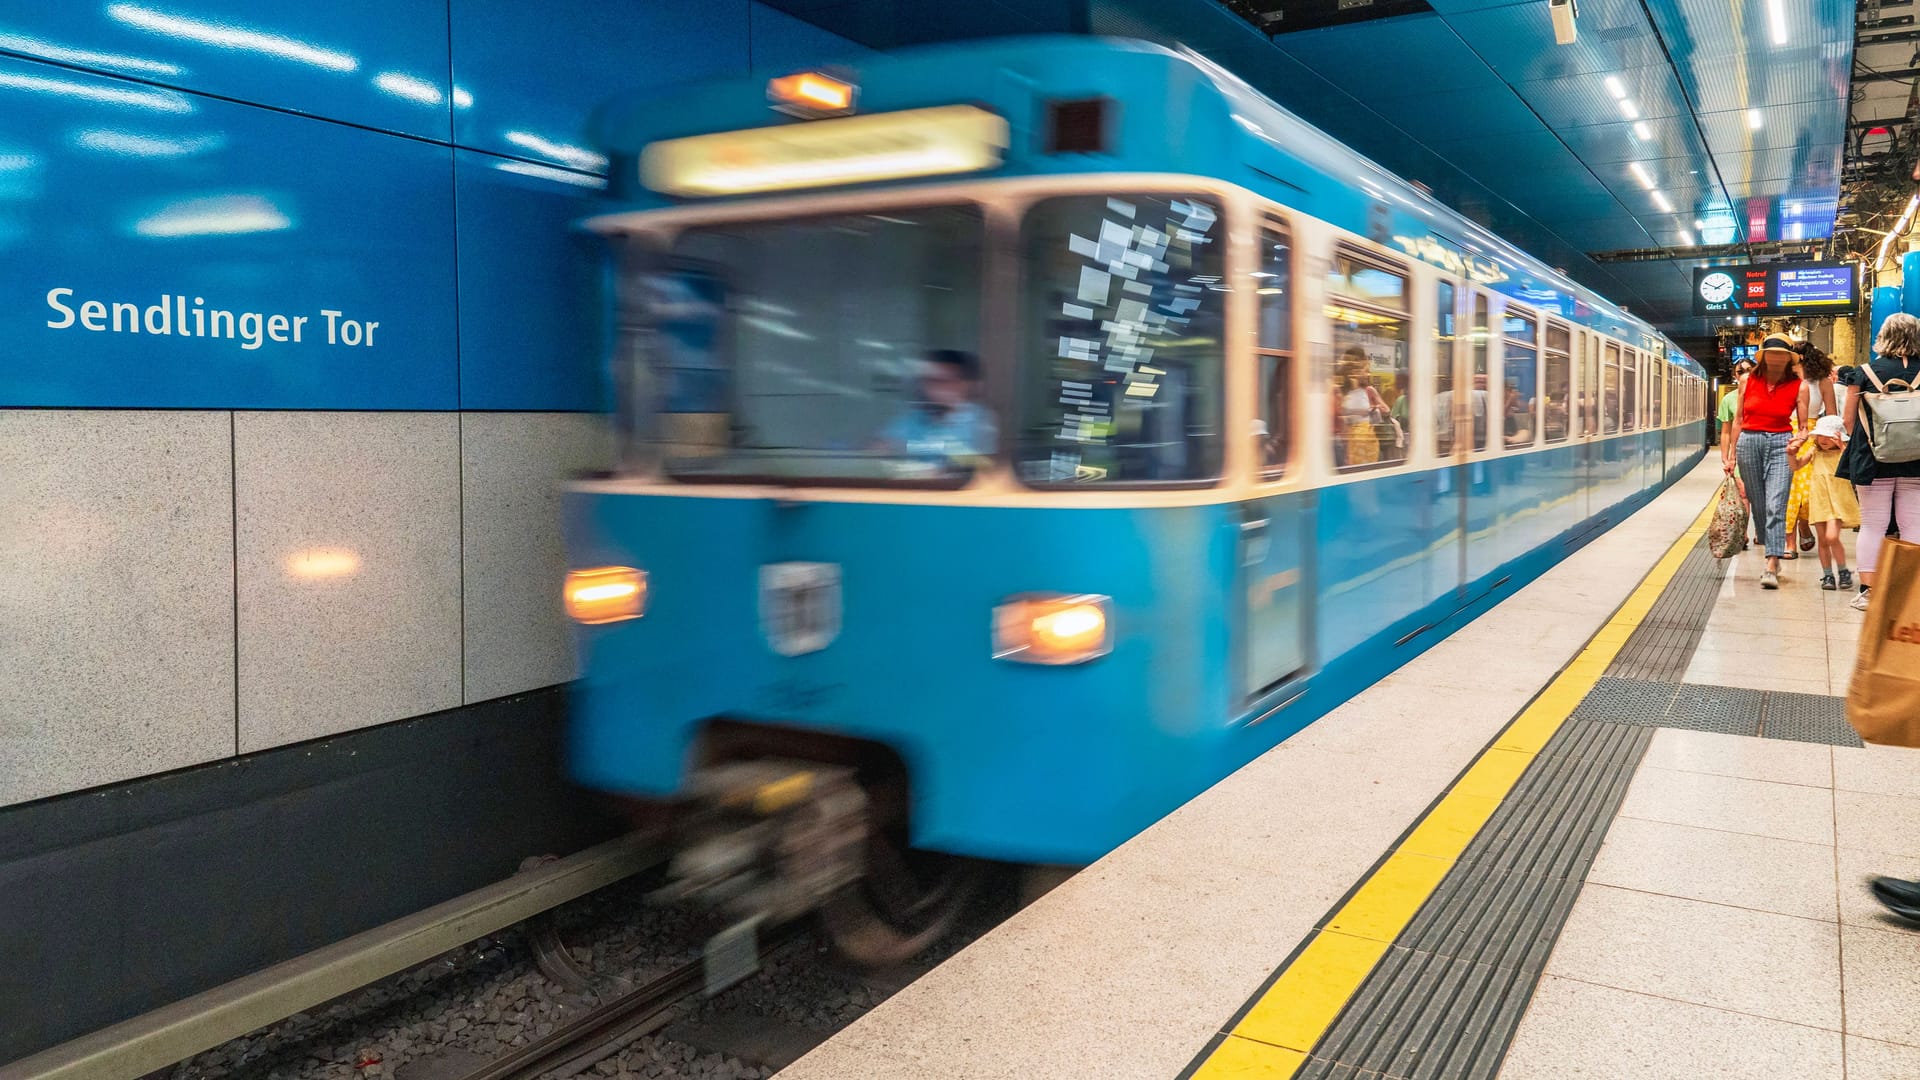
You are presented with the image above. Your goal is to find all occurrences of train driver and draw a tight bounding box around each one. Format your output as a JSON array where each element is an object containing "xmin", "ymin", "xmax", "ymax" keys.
[{"xmin": 874, "ymin": 349, "xmax": 997, "ymax": 468}]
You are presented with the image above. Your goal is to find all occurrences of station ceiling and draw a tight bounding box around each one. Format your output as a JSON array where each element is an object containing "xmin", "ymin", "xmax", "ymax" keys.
[{"xmin": 762, "ymin": 0, "xmax": 1855, "ymax": 356}]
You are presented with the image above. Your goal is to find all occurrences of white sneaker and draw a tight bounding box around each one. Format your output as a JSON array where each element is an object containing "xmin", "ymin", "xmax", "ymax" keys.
[
  {"xmin": 1851, "ymin": 591, "xmax": 1871, "ymax": 611},
  {"xmin": 1761, "ymin": 570, "xmax": 1780, "ymax": 589}
]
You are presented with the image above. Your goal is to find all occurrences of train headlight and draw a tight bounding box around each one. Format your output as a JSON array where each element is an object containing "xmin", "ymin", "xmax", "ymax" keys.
[
  {"xmin": 565, "ymin": 566, "xmax": 647, "ymax": 624},
  {"xmin": 992, "ymin": 594, "xmax": 1112, "ymax": 665}
]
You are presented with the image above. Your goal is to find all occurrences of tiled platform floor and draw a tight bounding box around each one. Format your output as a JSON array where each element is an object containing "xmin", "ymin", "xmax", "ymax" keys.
[{"xmin": 1502, "ymin": 521, "xmax": 1915, "ymax": 1079}]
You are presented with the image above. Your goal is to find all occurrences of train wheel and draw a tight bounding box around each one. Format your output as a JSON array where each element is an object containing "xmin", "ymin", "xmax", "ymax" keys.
[{"xmin": 817, "ymin": 834, "xmax": 978, "ymax": 967}]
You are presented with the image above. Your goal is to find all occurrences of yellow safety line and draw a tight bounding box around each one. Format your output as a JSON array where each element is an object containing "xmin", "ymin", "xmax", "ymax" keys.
[{"xmin": 1187, "ymin": 493, "xmax": 1719, "ymax": 1079}]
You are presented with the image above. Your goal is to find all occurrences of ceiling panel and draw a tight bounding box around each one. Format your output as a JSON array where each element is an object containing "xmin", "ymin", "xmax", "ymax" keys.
[
  {"xmin": 1512, "ymin": 66, "xmax": 1690, "ymax": 129},
  {"xmin": 1697, "ymin": 99, "xmax": 1849, "ymax": 156},
  {"xmin": 1361, "ymin": 86, "xmax": 1546, "ymax": 142},
  {"xmin": 1442, "ymin": 0, "xmax": 1667, "ymax": 82},
  {"xmin": 1679, "ymin": 50, "xmax": 1850, "ymax": 112},
  {"xmin": 1647, "ymin": 0, "xmax": 1853, "ymax": 60},
  {"xmin": 1275, "ymin": 14, "xmax": 1505, "ymax": 100},
  {"xmin": 1553, "ymin": 121, "xmax": 1700, "ymax": 166}
]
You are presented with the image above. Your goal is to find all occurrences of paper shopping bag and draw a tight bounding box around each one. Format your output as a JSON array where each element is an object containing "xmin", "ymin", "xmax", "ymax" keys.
[{"xmin": 1847, "ymin": 537, "xmax": 1920, "ymax": 747}]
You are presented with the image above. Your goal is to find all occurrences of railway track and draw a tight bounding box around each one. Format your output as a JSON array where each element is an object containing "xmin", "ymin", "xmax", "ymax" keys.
[{"xmin": 459, "ymin": 924, "xmax": 803, "ymax": 1080}]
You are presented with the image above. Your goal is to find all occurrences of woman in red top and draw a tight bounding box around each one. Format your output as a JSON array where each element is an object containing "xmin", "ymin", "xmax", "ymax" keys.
[{"xmin": 1724, "ymin": 333, "xmax": 1806, "ymax": 588}]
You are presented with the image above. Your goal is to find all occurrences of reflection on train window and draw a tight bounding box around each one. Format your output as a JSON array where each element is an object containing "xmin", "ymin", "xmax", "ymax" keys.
[
  {"xmin": 1602, "ymin": 342, "xmax": 1621, "ymax": 434},
  {"xmin": 1544, "ymin": 323, "xmax": 1571, "ymax": 443},
  {"xmin": 1434, "ymin": 279, "xmax": 1457, "ymax": 455},
  {"xmin": 1470, "ymin": 293, "xmax": 1490, "ymax": 451},
  {"xmin": 1327, "ymin": 248, "xmax": 1408, "ymax": 471},
  {"xmin": 1017, "ymin": 194, "xmax": 1225, "ymax": 485},
  {"xmin": 1622, "ymin": 349, "xmax": 1639, "ymax": 432},
  {"xmin": 633, "ymin": 206, "xmax": 986, "ymax": 484},
  {"xmin": 1503, "ymin": 305, "xmax": 1537, "ymax": 448},
  {"xmin": 1256, "ymin": 225, "xmax": 1292, "ymax": 476}
]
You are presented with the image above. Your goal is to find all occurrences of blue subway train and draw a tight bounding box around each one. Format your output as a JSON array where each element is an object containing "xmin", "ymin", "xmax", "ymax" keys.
[{"xmin": 561, "ymin": 37, "xmax": 1708, "ymax": 959}]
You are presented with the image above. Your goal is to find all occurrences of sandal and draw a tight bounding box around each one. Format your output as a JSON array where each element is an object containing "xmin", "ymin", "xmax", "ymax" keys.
[
  {"xmin": 1800, "ymin": 537, "xmax": 1816, "ymax": 552},
  {"xmin": 1781, "ymin": 551, "xmax": 1799, "ymax": 560}
]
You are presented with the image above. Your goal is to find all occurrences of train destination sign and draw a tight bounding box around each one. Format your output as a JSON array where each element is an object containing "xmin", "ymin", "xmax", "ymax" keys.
[
  {"xmin": 1693, "ymin": 262, "xmax": 1859, "ymax": 317},
  {"xmin": 641, "ymin": 105, "xmax": 1010, "ymax": 197}
]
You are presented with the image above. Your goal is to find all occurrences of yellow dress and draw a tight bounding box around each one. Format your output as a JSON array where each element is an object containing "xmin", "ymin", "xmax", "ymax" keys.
[
  {"xmin": 1786, "ymin": 419, "xmax": 1813, "ymax": 537},
  {"xmin": 1799, "ymin": 441, "xmax": 1860, "ymax": 527}
]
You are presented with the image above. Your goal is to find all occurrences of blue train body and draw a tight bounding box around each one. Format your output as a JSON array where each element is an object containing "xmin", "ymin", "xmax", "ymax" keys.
[{"xmin": 563, "ymin": 37, "xmax": 1708, "ymax": 867}]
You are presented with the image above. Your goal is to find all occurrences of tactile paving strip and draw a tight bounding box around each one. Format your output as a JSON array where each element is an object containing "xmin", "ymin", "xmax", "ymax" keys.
[
  {"xmin": 1564, "ymin": 676, "xmax": 1681, "ymax": 725},
  {"xmin": 1659, "ymin": 683, "xmax": 1765, "ymax": 736},
  {"xmin": 1301, "ymin": 721, "xmax": 1653, "ymax": 1080},
  {"xmin": 1762, "ymin": 689, "xmax": 1863, "ymax": 747},
  {"xmin": 1606, "ymin": 540, "xmax": 1728, "ymax": 682}
]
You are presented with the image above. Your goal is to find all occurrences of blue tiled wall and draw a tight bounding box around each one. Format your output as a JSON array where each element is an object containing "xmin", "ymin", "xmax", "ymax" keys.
[{"xmin": 0, "ymin": 0, "xmax": 867, "ymax": 410}]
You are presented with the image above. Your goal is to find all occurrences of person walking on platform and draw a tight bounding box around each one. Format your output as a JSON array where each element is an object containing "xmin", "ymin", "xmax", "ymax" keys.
[
  {"xmin": 1796, "ymin": 414, "xmax": 1858, "ymax": 589},
  {"xmin": 1726, "ymin": 334, "xmax": 1804, "ymax": 589},
  {"xmin": 1838, "ymin": 312, "xmax": 1920, "ymax": 611},
  {"xmin": 1787, "ymin": 343, "xmax": 1840, "ymax": 558},
  {"xmin": 1719, "ymin": 357, "xmax": 1756, "ymax": 543}
]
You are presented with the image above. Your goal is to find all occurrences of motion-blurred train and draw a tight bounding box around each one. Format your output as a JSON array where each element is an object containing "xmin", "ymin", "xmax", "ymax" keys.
[{"xmin": 561, "ymin": 37, "xmax": 1708, "ymax": 960}]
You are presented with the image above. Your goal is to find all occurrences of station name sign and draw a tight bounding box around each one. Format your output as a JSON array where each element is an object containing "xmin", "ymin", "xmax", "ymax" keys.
[
  {"xmin": 640, "ymin": 105, "xmax": 1009, "ymax": 198},
  {"xmin": 1693, "ymin": 262, "xmax": 1859, "ymax": 318}
]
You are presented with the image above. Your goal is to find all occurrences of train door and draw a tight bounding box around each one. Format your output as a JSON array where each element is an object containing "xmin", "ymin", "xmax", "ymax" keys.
[
  {"xmin": 1430, "ymin": 275, "xmax": 1466, "ymax": 605},
  {"xmin": 1240, "ymin": 219, "xmax": 1308, "ymax": 701}
]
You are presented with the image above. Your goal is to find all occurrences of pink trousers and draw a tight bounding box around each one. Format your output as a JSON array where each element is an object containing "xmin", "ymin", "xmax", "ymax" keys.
[{"xmin": 1856, "ymin": 477, "xmax": 1920, "ymax": 575}]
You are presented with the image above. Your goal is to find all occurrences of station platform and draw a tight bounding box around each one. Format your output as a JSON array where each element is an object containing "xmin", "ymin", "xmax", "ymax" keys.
[{"xmin": 777, "ymin": 459, "xmax": 1920, "ymax": 1080}]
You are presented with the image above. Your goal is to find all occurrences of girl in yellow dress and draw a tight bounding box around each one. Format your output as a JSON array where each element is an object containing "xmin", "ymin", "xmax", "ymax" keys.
[{"xmin": 1792, "ymin": 413, "xmax": 1861, "ymax": 590}]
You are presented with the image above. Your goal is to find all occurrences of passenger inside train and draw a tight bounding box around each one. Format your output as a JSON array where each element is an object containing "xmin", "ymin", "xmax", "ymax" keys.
[{"xmin": 873, "ymin": 349, "xmax": 996, "ymax": 467}]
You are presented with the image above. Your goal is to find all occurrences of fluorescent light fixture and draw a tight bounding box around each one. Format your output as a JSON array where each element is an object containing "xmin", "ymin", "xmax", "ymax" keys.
[
  {"xmin": 1633, "ymin": 121, "xmax": 1652, "ymax": 140},
  {"xmin": 1747, "ymin": 108, "xmax": 1763, "ymax": 130},
  {"xmin": 0, "ymin": 70, "xmax": 192, "ymax": 112},
  {"xmin": 373, "ymin": 72, "xmax": 442, "ymax": 105},
  {"xmin": 493, "ymin": 159, "xmax": 607, "ymax": 189},
  {"xmin": 72, "ymin": 129, "xmax": 222, "ymax": 157},
  {"xmin": 1604, "ymin": 75, "xmax": 1627, "ymax": 99},
  {"xmin": 0, "ymin": 31, "xmax": 182, "ymax": 77},
  {"xmin": 1652, "ymin": 190, "xmax": 1674, "ymax": 213},
  {"xmin": 132, "ymin": 193, "xmax": 291, "ymax": 237},
  {"xmin": 1619, "ymin": 99, "xmax": 1641, "ymax": 120},
  {"xmin": 1695, "ymin": 218, "xmax": 1707, "ymax": 230},
  {"xmin": 1629, "ymin": 161, "xmax": 1656, "ymax": 190},
  {"xmin": 1768, "ymin": 0, "xmax": 1788, "ymax": 45},
  {"xmin": 504, "ymin": 130, "xmax": 607, "ymax": 173},
  {"xmin": 106, "ymin": 3, "xmax": 358, "ymax": 72},
  {"xmin": 452, "ymin": 86, "xmax": 473, "ymax": 109},
  {"xmin": 0, "ymin": 153, "xmax": 35, "ymax": 172},
  {"xmin": 1678, "ymin": 228, "xmax": 1694, "ymax": 245}
]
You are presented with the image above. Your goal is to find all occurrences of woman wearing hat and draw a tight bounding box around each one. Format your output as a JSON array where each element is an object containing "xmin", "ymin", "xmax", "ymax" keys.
[
  {"xmin": 1837, "ymin": 311, "xmax": 1920, "ymax": 610},
  {"xmin": 1725, "ymin": 334, "xmax": 1805, "ymax": 588}
]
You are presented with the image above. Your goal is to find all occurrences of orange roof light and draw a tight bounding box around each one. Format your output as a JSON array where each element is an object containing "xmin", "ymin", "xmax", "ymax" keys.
[{"xmin": 769, "ymin": 71, "xmax": 856, "ymax": 117}]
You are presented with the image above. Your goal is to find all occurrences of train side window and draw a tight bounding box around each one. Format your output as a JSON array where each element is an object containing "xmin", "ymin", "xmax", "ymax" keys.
[
  {"xmin": 1434, "ymin": 279, "xmax": 1457, "ymax": 455},
  {"xmin": 1622, "ymin": 349, "xmax": 1639, "ymax": 432},
  {"xmin": 1583, "ymin": 333, "xmax": 1600, "ymax": 435},
  {"xmin": 1544, "ymin": 323, "xmax": 1571, "ymax": 442},
  {"xmin": 1326, "ymin": 248, "xmax": 1409, "ymax": 472},
  {"xmin": 1016, "ymin": 193, "xmax": 1227, "ymax": 485},
  {"xmin": 1602, "ymin": 341, "xmax": 1621, "ymax": 434},
  {"xmin": 1470, "ymin": 293, "xmax": 1490, "ymax": 451},
  {"xmin": 1502, "ymin": 305, "xmax": 1538, "ymax": 448},
  {"xmin": 1256, "ymin": 225, "xmax": 1292, "ymax": 476}
]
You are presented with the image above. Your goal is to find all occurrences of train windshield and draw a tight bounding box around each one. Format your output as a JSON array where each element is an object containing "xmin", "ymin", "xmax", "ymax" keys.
[{"xmin": 623, "ymin": 206, "xmax": 987, "ymax": 485}]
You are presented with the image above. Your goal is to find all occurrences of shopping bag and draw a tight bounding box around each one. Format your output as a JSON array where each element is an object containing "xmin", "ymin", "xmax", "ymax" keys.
[
  {"xmin": 1846, "ymin": 537, "xmax": 1920, "ymax": 747},
  {"xmin": 1706, "ymin": 477, "xmax": 1747, "ymax": 560}
]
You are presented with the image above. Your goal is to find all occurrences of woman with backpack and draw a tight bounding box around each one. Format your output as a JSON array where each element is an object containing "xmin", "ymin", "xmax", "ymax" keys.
[
  {"xmin": 1726, "ymin": 333, "xmax": 1805, "ymax": 589},
  {"xmin": 1837, "ymin": 311, "xmax": 1920, "ymax": 611}
]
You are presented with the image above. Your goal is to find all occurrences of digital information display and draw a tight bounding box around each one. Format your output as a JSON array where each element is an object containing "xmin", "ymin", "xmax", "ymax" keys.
[{"xmin": 1693, "ymin": 262, "xmax": 1859, "ymax": 317}]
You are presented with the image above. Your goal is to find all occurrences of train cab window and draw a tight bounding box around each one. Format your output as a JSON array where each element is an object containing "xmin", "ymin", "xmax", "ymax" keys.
[
  {"xmin": 1255, "ymin": 226, "xmax": 1292, "ymax": 476},
  {"xmin": 1622, "ymin": 349, "xmax": 1639, "ymax": 432},
  {"xmin": 1434, "ymin": 280, "xmax": 1457, "ymax": 455},
  {"xmin": 1470, "ymin": 293, "xmax": 1491, "ymax": 451},
  {"xmin": 1502, "ymin": 306, "xmax": 1538, "ymax": 448},
  {"xmin": 1544, "ymin": 323, "xmax": 1571, "ymax": 442},
  {"xmin": 633, "ymin": 206, "xmax": 987, "ymax": 485},
  {"xmin": 1602, "ymin": 342, "xmax": 1621, "ymax": 434},
  {"xmin": 1326, "ymin": 249, "xmax": 1409, "ymax": 471},
  {"xmin": 1016, "ymin": 193, "xmax": 1226, "ymax": 485}
]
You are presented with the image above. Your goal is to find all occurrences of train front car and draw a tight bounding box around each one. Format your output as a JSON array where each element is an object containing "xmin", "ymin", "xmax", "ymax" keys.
[
  {"xmin": 565, "ymin": 41, "xmax": 1267, "ymax": 961},
  {"xmin": 560, "ymin": 37, "xmax": 1709, "ymax": 962}
]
